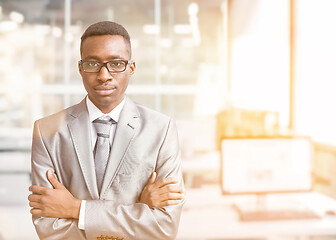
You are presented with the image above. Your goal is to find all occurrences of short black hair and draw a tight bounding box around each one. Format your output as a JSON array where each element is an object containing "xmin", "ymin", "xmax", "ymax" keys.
[{"xmin": 80, "ymin": 21, "xmax": 131, "ymax": 57}]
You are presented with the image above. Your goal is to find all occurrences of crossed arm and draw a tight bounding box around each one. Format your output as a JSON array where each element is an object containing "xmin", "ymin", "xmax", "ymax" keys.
[{"xmin": 28, "ymin": 169, "xmax": 184, "ymax": 220}]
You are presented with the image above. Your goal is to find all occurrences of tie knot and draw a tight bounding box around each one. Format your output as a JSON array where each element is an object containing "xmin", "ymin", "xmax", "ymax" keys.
[{"xmin": 93, "ymin": 117, "xmax": 116, "ymax": 138}]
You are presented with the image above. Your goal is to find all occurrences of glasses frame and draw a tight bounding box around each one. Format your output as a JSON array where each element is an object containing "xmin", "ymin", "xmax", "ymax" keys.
[{"xmin": 79, "ymin": 60, "xmax": 132, "ymax": 73}]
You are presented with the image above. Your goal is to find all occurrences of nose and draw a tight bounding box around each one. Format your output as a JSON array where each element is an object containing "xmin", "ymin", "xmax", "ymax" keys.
[{"xmin": 97, "ymin": 65, "xmax": 112, "ymax": 82}]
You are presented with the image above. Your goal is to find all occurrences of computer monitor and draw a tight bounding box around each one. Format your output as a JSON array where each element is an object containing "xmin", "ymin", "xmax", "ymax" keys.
[{"xmin": 220, "ymin": 136, "xmax": 313, "ymax": 195}]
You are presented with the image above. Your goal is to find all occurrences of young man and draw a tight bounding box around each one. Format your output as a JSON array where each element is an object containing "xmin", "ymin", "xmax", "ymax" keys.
[{"xmin": 28, "ymin": 21, "xmax": 184, "ymax": 240}]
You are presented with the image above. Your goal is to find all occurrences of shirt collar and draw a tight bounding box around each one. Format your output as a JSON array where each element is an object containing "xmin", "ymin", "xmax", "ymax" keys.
[{"xmin": 86, "ymin": 95, "xmax": 126, "ymax": 123}]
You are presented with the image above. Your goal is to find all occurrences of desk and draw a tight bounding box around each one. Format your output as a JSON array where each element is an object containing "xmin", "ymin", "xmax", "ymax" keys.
[{"xmin": 177, "ymin": 187, "xmax": 336, "ymax": 240}]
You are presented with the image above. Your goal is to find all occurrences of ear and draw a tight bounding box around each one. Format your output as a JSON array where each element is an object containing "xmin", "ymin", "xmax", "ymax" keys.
[
  {"xmin": 129, "ymin": 61, "xmax": 136, "ymax": 76},
  {"xmin": 78, "ymin": 61, "xmax": 83, "ymax": 76}
]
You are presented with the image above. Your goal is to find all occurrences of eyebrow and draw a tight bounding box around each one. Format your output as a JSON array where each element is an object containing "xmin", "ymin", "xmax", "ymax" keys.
[{"xmin": 84, "ymin": 55, "xmax": 124, "ymax": 61}]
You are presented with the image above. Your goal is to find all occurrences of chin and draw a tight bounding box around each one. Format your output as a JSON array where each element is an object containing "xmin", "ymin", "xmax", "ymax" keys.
[
  {"xmin": 89, "ymin": 92, "xmax": 123, "ymax": 106},
  {"xmin": 98, "ymin": 97, "xmax": 121, "ymax": 106}
]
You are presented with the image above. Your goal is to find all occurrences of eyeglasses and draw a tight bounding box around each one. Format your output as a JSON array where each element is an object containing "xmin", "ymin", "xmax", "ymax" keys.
[{"xmin": 80, "ymin": 60, "xmax": 132, "ymax": 73}]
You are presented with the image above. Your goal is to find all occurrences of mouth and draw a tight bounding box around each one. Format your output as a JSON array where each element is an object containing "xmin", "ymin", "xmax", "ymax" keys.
[{"xmin": 94, "ymin": 86, "xmax": 116, "ymax": 95}]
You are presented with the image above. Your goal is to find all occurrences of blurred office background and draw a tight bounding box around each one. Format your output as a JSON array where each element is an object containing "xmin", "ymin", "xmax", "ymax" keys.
[{"xmin": 1, "ymin": 0, "xmax": 336, "ymax": 239}]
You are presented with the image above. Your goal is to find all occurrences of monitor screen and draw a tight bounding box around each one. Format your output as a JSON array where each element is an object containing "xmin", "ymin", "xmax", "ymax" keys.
[{"xmin": 220, "ymin": 137, "xmax": 312, "ymax": 194}]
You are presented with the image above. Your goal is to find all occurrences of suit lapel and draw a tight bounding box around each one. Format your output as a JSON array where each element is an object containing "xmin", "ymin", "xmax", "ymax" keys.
[
  {"xmin": 100, "ymin": 97, "xmax": 140, "ymax": 198},
  {"xmin": 67, "ymin": 99, "xmax": 99, "ymax": 200}
]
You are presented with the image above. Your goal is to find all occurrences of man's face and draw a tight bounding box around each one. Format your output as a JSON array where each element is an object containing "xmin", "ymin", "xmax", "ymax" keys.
[{"xmin": 79, "ymin": 35, "xmax": 135, "ymax": 113}]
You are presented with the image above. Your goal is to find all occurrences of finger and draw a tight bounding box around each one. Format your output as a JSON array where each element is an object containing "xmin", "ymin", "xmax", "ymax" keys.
[
  {"xmin": 147, "ymin": 172, "xmax": 157, "ymax": 185},
  {"xmin": 153, "ymin": 177, "xmax": 178, "ymax": 188},
  {"xmin": 30, "ymin": 208, "xmax": 43, "ymax": 216},
  {"xmin": 158, "ymin": 199, "xmax": 182, "ymax": 207},
  {"xmin": 47, "ymin": 169, "xmax": 64, "ymax": 189},
  {"xmin": 28, "ymin": 194, "xmax": 42, "ymax": 203},
  {"xmin": 29, "ymin": 185, "xmax": 48, "ymax": 195},
  {"xmin": 159, "ymin": 192, "xmax": 184, "ymax": 201},
  {"xmin": 157, "ymin": 185, "xmax": 184, "ymax": 195},
  {"xmin": 29, "ymin": 201, "xmax": 41, "ymax": 209}
]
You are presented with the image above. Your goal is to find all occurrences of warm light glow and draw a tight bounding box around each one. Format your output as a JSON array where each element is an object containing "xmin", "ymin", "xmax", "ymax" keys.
[
  {"xmin": 52, "ymin": 27, "xmax": 62, "ymax": 38},
  {"xmin": 295, "ymin": 0, "xmax": 336, "ymax": 145},
  {"xmin": 9, "ymin": 11, "xmax": 24, "ymax": 23},
  {"xmin": 0, "ymin": 21, "xmax": 18, "ymax": 32},
  {"xmin": 230, "ymin": 0, "xmax": 290, "ymax": 130},
  {"xmin": 188, "ymin": 3, "xmax": 199, "ymax": 16},
  {"xmin": 174, "ymin": 24, "xmax": 192, "ymax": 34},
  {"xmin": 188, "ymin": 2, "xmax": 200, "ymax": 46}
]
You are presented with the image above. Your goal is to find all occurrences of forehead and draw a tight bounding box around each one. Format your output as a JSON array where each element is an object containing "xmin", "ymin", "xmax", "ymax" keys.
[{"xmin": 81, "ymin": 35, "xmax": 130, "ymax": 60}]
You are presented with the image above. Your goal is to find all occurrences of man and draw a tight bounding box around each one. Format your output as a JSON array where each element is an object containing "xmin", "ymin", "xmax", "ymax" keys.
[{"xmin": 28, "ymin": 21, "xmax": 184, "ymax": 240}]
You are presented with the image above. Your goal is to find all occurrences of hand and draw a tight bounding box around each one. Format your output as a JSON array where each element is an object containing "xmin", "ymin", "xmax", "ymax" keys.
[
  {"xmin": 28, "ymin": 169, "xmax": 81, "ymax": 219},
  {"xmin": 139, "ymin": 172, "xmax": 184, "ymax": 208}
]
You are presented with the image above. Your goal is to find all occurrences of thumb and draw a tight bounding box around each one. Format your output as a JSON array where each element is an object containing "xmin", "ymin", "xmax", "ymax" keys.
[
  {"xmin": 47, "ymin": 169, "xmax": 64, "ymax": 189},
  {"xmin": 147, "ymin": 172, "xmax": 157, "ymax": 185}
]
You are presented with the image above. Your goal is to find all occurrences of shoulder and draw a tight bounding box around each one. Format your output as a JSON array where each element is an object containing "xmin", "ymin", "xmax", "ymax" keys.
[
  {"xmin": 127, "ymin": 99, "xmax": 179, "ymax": 141},
  {"xmin": 127, "ymin": 98, "xmax": 179, "ymax": 144},
  {"xmin": 128, "ymin": 98, "xmax": 172, "ymax": 126},
  {"xmin": 34, "ymin": 100, "xmax": 86, "ymax": 134},
  {"xmin": 137, "ymin": 103, "xmax": 170, "ymax": 122}
]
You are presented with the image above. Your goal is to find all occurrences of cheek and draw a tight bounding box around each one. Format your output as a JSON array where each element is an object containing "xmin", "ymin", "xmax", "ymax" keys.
[
  {"xmin": 82, "ymin": 76, "xmax": 94, "ymax": 89},
  {"xmin": 123, "ymin": 74, "xmax": 130, "ymax": 86},
  {"xmin": 115, "ymin": 75, "xmax": 129, "ymax": 90}
]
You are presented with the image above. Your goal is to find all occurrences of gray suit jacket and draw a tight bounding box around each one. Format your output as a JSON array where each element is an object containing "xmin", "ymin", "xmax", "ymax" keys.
[{"xmin": 31, "ymin": 96, "xmax": 184, "ymax": 240}]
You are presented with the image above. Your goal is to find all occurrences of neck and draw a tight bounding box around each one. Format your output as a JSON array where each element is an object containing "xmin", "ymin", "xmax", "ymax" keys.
[{"xmin": 88, "ymin": 96, "xmax": 124, "ymax": 114}]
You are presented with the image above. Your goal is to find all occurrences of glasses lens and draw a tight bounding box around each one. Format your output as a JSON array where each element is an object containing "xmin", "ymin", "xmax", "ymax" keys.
[
  {"xmin": 107, "ymin": 60, "xmax": 127, "ymax": 72},
  {"xmin": 82, "ymin": 61, "xmax": 101, "ymax": 72}
]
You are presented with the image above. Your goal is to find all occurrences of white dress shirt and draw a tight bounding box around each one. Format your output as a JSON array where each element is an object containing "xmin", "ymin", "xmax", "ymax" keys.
[{"xmin": 78, "ymin": 96, "xmax": 126, "ymax": 230}]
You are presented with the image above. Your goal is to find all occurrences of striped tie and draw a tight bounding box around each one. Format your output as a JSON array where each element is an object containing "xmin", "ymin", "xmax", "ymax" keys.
[{"xmin": 93, "ymin": 117, "xmax": 116, "ymax": 194}]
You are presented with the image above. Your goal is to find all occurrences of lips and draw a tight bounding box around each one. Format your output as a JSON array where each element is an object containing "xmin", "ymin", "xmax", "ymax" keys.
[{"xmin": 94, "ymin": 86, "xmax": 116, "ymax": 95}]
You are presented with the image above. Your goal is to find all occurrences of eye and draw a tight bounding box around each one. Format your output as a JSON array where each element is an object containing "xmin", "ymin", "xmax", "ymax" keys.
[
  {"xmin": 87, "ymin": 62, "xmax": 99, "ymax": 67},
  {"xmin": 110, "ymin": 61, "xmax": 122, "ymax": 67}
]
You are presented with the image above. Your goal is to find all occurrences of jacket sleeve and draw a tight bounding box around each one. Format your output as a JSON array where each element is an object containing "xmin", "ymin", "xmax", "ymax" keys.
[
  {"xmin": 84, "ymin": 119, "xmax": 184, "ymax": 240},
  {"xmin": 30, "ymin": 120, "xmax": 86, "ymax": 240}
]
